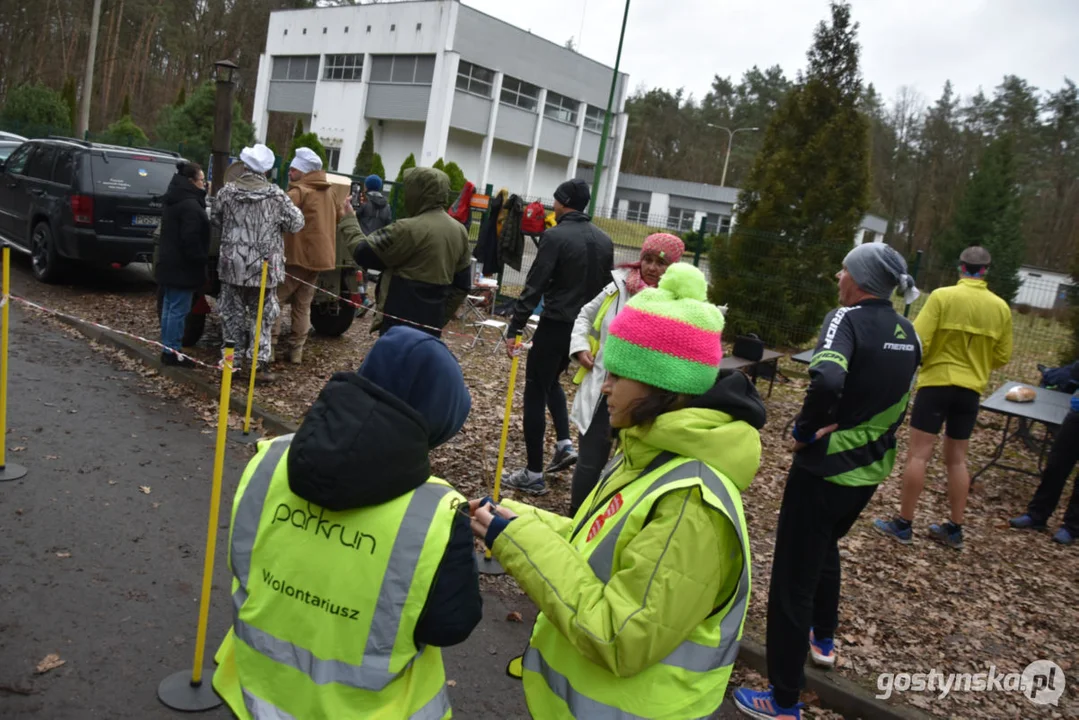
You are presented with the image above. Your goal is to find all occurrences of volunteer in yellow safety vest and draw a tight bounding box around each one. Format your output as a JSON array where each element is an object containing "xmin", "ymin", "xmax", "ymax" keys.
[
  {"xmin": 568, "ymin": 233, "xmax": 685, "ymax": 515},
  {"xmin": 212, "ymin": 325, "xmax": 481, "ymax": 719},
  {"xmin": 471, "ymin": 264, "xmax": 764, "ymax": 719}
]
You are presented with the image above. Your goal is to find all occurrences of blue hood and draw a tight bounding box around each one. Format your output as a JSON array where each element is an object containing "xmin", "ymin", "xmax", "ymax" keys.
[{"xmin": 358, "ymin": 326, "xmax": 471, "ymax": 448}]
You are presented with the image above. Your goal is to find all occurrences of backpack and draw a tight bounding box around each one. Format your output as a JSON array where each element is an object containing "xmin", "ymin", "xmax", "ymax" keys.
[
  {"xmin": 521, "ymin": 201, "xmax": 546, "ymax": 235},
  {"xmin": 448, "ymin": 181, "xmax": 475, "ymax": 226}
]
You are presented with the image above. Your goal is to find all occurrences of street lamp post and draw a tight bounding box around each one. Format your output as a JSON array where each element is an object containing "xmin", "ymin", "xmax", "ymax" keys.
[
  {"xmin": 211, "ymin": 60, "xmax": 239, "ymax": 197},
  {"xmin": 707, "ymin": 124, "xmax": 759, "ymax": 187}
]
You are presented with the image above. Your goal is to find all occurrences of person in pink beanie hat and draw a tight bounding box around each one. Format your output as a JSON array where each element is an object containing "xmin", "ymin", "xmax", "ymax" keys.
[
  {"xmin": 567, "ymin": 232, "xmax": 686, "ymax": 513},
  {"xmin": 469, "ymin": 263, "xmax": 766, "ymax": 719}
]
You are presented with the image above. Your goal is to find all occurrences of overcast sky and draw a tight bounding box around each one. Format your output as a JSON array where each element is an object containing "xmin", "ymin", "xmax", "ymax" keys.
[{"xmin": 463, "ymin": 0, "xmax": 1079, "ymax": 108}]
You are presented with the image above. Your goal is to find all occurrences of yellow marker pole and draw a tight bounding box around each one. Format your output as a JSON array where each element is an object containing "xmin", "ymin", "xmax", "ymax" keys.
[
  {"xmin": 191, "ymin": 347, "xmax": 234, "ymax": 684},
  {"xmin": 242, "ymin": 261, "xmax": 269, "ymax": 435},
  {"xmin": 0, "ymin": 247, "xmax": 26, "ymax": 482},
  {"xmin": 491, "ymin": 333, "xmax": 523, "ymax": 505},
  {"xmin": 158, "ymin": 349, "xmax": 232, "ymax": 710},
  {"xmin": 478, "ymin": 333, "xmax": 522, "ymax": 571}
]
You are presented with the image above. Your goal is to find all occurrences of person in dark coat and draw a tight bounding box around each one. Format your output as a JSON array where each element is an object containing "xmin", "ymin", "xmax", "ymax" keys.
[
  {"xmin": 501, "ymin": 179, "xmax": 614, "ymax": 496},
  {"xmin": 357, "ymin": 174, "xmax": 393, "ymax": 235},
  {"xmin": 156, "ymin": 162, "xmax": 209, "ymax": 367}
]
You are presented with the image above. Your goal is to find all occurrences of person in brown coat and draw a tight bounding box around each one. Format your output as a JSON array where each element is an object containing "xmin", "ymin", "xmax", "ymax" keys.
[{"xmin": 273, "ymin": 148, "xmax": 337, "ymax": 363}]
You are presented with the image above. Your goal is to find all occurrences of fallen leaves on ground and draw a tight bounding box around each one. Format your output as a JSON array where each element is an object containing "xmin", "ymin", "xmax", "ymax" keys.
[
  {"xmin": 15, "ymin": 274, "xmax": 1079, "ymax": 719},
  {"xmin": 55, "ymin": 552, "xmax": 71, "ymax": 558},
  {"xmin": 506, "ymin": 611, "xmax": 523, "ymax": 623},
  {"xmin": 138, "ymin": 485, "xmax": 151, "ymax": 494},
  {"xmin": 34, "ymin": 654, "xmax": 65, "ymax": 674}
]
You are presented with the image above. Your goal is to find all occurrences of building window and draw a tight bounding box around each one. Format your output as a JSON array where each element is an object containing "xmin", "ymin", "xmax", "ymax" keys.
[
  {"xmin": 500, "ymin": 76, "xmax": 540, "ymax": 112},
  {"xmin": 584, "ymin": 105, "xmax": 606, "ymax": 132},
  {"xmin": 544, "ymin": 91, "xmax": 579, "ymax": 125},
  {"xmin": 369, "ymin": 55, "xmax": 435, "ymax": 84},
  {"xmin": 705, "ymin": 213, "xmax": 731, "ymax": 234},
  {"xmin": 625, "ymin": 200, "xmax": 650, "ymax": 224},
  {"xmin": 271, "ymin": 55, "xmax": 320, "ymax": 82},
  {"xmin": 667, "ymin": 207, "xmax": 696, "ymax": 232},
  {"xmin": 325, "ymin": 148, "xmax": 341, "ymax": 172},
  {"xmin": 324, "ymin": 54, "xmax": 363, "ymax": 81},
  {"xmin": 456, "ymin": 60, "xmax": 494, "ymax": 98}
]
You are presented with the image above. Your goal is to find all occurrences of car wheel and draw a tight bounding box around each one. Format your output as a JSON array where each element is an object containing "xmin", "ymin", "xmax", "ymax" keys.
[
  {"xmin": 30, "ymin": 222, "xmax": 67, "ymax": 283},
  {"xmin": 310, "ymin": 296, "xmax": 356, "ymax": 337}
]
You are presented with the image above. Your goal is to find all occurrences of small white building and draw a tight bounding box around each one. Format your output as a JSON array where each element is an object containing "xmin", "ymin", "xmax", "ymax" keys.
[
  {"xmin": 251, "ymin": 0, "xmax": 629, "ymax": 208},
  {"xmin": 1015, "ymin": 266, "xmax": 1073, "ymax": 310},
  {"xmin": 608, "ymin": 171, "xmax": 890, "ymax": 241}
]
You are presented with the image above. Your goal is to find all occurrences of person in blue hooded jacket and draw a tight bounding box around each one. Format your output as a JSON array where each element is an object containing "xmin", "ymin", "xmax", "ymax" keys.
[{"xmin": 212, "ymin": 326, "xmax": 481, "ymax": 719}]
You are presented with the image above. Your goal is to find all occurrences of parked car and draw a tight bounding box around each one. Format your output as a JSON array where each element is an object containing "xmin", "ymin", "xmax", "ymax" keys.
[
  {"xmin": 151, "ymin": 162, "xmax": 363, "ymax": 345},
  {"xmin": 0, "ymin": 131, "xmax": 27, "ymax": 142},
  {"xmin": 0, "ymin": 140, "xmax": 22, "ymax": 162},
  {"xmin": 0, "ymin": 137, "xmax": 183, "ymax": 282}
]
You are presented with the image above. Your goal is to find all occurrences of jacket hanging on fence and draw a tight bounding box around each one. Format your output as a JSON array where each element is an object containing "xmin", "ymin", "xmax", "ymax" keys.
[
  {"xmin": 499, "ymin": 194, "xmax": 526, "ymax": 272},
  {"xmin": 473, "ymin": 190, "xmax": 506, "ymax": 276}
]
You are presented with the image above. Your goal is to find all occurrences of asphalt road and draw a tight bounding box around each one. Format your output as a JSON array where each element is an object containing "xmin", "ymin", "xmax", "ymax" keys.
[{"xmin": 0, "ymin": 257, "xmax": 741, "ymax": 720}]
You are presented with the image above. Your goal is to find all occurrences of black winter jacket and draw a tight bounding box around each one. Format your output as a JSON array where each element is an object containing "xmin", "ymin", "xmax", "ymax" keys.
[
  {"xmin": 507, "ymin": 211, "xmax": 614, "ymax": 337},
  {"xmin": 358, "ymin": 191, "xmax": 393, "ymax": 236},
  {"xmin": 155, "ymin": 173, "xmax": 210, "ymax": 289},
  {"xmin": 287, "ymin": 371, "xmax": 482, "ymax": 648}
]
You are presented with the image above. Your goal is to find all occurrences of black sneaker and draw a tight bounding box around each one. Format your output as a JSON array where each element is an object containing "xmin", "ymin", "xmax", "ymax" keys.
[
  {"xmin": 161, "ymin": 351, "xmax": 196, "ymax": 369},
  {"xmin": 545, "ymin": 445, "xmax": 578, "ymax": 473}
]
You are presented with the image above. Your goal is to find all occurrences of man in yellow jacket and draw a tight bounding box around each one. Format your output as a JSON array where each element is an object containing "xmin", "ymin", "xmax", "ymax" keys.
[{"xmin": 875, "ymin": 246, "xmax": 1013, "ymax": 550}]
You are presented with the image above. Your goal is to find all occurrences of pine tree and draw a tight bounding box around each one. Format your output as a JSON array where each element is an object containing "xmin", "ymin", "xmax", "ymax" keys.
[
  {"xmin": 391, "ymin": 153, "xmax": 416, "ymax": 220},
  {"xmin": 937, "ymin": 136, "xmax": 1024, "ymax": 302},
  {"xmin": 710, "ymin": 2, "xmax": 870, "ymax": 346},
  {"xmin": 175, "ymin": 85, "xmax": 187, "ymax": 107},
  {"xmin": 370, "ymin": 153, "xmax": 387, "ymax": 181},
  {"xmin": 121, "ymin": 93, "xmax": 131, "ymax": 118},
  {"xmin": 432, "ymin": 157, "xmax": 446, "ymax": 172},
  {"xmin": 353, "ymin": 126, "xmax": 374, "ymax": 177},
  {"xmin": 293, "ymin": 117, "xmax": 304, "ymax": 139}
]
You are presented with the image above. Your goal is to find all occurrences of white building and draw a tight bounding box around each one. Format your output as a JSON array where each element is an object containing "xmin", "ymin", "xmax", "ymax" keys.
[
  {"xmin": 609, "ymin": 171, "xmax": 890, "ymax": 242},
  {"xmin": 251, "ymin": 0, "xmax": 629, "ymax": 207},
  {"xmin": 1015, "ymin": 266, "xmax": 1073, "ymax": 310}
]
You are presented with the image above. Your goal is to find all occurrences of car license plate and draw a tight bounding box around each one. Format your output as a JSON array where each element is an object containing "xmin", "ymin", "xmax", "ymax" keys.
[{"xmin": 133, "ymin": 214, "xmax": 160, "ymax": 227}]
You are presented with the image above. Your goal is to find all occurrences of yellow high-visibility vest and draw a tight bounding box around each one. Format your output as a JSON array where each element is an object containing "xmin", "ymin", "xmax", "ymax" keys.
[
  {"xmin": 522, "ymin": 454, "xmax": 751, "ymax": 719},
  {"xmin": 213, "ymin": 435, "xmax": 462, "ymax": 720}
]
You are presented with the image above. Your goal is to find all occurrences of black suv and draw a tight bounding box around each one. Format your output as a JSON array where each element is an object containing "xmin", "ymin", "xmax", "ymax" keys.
[{"xmin": 0, "ymin": 137, "xmax": 184, "ymax": 282}]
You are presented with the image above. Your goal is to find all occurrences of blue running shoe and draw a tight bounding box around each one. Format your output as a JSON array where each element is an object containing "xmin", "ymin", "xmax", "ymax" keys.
[
  {"xmin": 873, "ymin": 517, "xmax": 913, "ymax": 545},
  {"xmin": 809, "ymin": 628, "xmax": 836, "ymax": 668},
  {"xmin": 1009, "ymin": 513, "xmax": 1047, "ymax": 530},
  {"xmin": 1052, "ymin": 527, "xmax": 1074, "ymax": 545},
  {"xmin": 928, "ymin": 522, "xmax": 964, "ymax": 550},
  {"xmin": 733, "ymin": 687, "xmax": 802, "ymax": 720}
]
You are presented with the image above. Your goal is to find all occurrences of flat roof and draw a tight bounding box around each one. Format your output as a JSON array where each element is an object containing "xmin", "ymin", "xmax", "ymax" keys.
[{"xmin": 617, "ymin": 172, "xmax": 741, "ymax": 205}]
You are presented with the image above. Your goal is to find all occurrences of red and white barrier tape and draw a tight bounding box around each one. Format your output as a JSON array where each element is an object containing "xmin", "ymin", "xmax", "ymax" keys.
[
  {"xmin": 284, "ymin": 271, "xmax": 531, "ymax": 352},
  {"xmin": 9, "ymin": 294, "xmax": 230, "ymax": 371}
]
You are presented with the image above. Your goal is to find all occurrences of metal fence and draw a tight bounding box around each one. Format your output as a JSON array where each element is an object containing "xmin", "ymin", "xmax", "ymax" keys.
[{"xmin": 480, "ymin": 213, "xmax": 1074, "ymax": 392}]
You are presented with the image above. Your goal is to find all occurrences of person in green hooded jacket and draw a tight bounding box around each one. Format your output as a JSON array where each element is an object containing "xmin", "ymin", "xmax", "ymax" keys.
[
  {"xmin": 338, "ymin": 166, "xmax": 471, "ymax": 337},
  {"xmin": 470, "ymin": 263, "xmax": 765, "ymax": 719}
]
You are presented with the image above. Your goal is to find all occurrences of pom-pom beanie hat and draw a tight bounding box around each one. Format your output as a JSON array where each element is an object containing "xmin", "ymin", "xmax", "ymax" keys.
[{"xmin": 604, "ymin": 263, "xmax": 724, "ymax": 395}]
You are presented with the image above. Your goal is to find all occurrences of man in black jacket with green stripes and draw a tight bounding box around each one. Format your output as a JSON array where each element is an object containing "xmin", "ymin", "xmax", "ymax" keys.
[{"xmin": 735, "ymin": 242, "xmax": 920, "ymax": 720}]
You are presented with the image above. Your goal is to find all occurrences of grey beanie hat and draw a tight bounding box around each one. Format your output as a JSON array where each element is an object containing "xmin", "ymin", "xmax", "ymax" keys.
[{"xmin": 843, "ymin": 242, "xmax": 920, "ymax": 305}]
